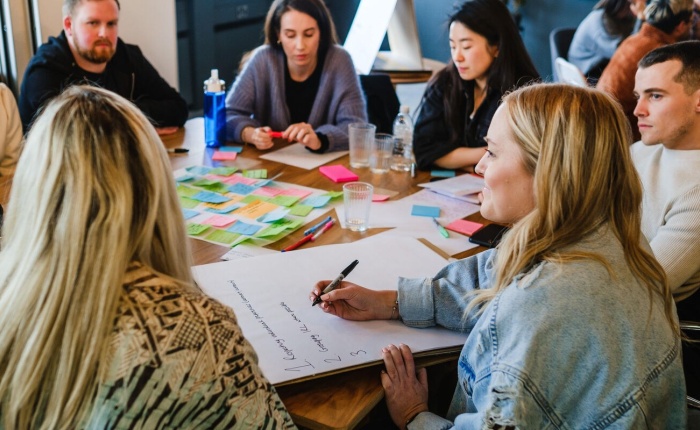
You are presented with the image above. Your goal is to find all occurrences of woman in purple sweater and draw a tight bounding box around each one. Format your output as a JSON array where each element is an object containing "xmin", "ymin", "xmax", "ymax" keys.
[{"xmin": 225, "ymin": 0, "xmax": 367, "ymax": 153}]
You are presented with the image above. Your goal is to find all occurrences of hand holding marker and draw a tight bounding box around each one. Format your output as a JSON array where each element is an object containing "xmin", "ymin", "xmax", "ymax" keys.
[{"xmin": 312, "ymin": 259, "xmax": 359, "ymax": 306}]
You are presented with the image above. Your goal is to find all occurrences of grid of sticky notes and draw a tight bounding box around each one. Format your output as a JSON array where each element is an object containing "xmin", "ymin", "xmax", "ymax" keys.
[{"xmin": 176, "ymin": 165, "xmax": 338, "ymax": 247}]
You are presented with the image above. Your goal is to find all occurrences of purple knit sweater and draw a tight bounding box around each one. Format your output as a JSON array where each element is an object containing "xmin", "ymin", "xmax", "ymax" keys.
[{"xmin": 225, "ymin": 45, "xmax": 367, "ymax": 152}]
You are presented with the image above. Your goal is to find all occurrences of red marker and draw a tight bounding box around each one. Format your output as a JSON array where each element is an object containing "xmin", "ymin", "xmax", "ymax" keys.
[
  {"xmin": 268, "ymin": 131, "xmax": 284, "ymax": 138},
  {"xmin": 281, "ymin": 234, "xmax": 313, "ymax": 252}
]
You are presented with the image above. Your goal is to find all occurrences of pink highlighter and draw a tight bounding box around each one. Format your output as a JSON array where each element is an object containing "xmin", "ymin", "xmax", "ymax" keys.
[{"xmin": 268, "ymin": 131, "xmax": 284, "ymax": 138}]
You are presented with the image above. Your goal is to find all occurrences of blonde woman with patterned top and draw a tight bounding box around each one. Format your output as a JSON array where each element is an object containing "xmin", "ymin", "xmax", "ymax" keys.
[{"xmin": 0, "ymin": 85, "xmax": 295, "ymax": 429}]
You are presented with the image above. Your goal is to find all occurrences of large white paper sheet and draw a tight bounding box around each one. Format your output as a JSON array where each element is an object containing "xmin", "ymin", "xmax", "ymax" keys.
[
  {"xmin": 259, "ymin": 144, "xmax": 348, "ymax": 170},
  {"xmin": 419, "ymin": 174, "xmax": 485, "ymax": 204},
  {"xmin": 192, "ymin": 236, "xmax": 467, "ymax": 385}
]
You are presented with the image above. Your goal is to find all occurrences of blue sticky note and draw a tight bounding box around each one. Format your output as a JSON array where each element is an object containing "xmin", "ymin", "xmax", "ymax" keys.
[
  {"xmin": 182, "ymin": 209, "xmax": 199, "ymax": 220},
  {"xmin": 186, "ymin": 166, "xmax": 212, "ymax": 176},
  {"xmin": 176, "ymin": 173, "xmax": 195, "ymax": 182},
  {"xmin": 301, "ymin": 195, "xmax": 332, "ymax": 208},
  {"xmin": 258, "ymin": 208, "xmax": 290, "ymax": 223},
  {"xmin": 411, "ymin": 205, "xmax": 440, "ymax": 217},
  {"xmin": 219, "ymin": 146, "xmax": 244, "ymax": 153},
  {"xmin": 228, "ymin": 183, "xmax": 257, "ymax": 195},
  {"xmin": 227, "ymin": 221, "xmax": 263, "ymax": 236},
  {"xmin": 191, "ymin": 191, "xmax": 230, "ymax": 204},
  {"xmin": 431, "ymin": 170, "xmax": 456, "ymax": 178}
]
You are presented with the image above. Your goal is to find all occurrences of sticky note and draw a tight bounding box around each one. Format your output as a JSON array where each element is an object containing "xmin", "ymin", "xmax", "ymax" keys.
[
  {"xmin": 191, "ymin": 191, "xmax": 230, "ymax": 204},
  {"xmin": 372, "ymin": 194, "xmax": 390, "ymax": 202},
  {"xmin": 257, "ymin": 208, "xmax": 290, "ymax": 223},
  {"xmin": 182, "ymin": 209, "xmax": 200, "ymax": 220},
  {"xmin": 289, "ymin": 204, "xmax": 313, "ymax": 217},
  {"xmin": 202, "ymin": 215, "xmax": 237, "ymax": 228},
  {"xmin": 222, "ymin": 175, "xmax": 258, "ymax": 186},
  {"xmin": 177, "ymin": 184, "xmax": 200, "ymax": 198},
  {"xmin": 187, "ymin": 223, "xmax": 210, "ymax": 236},
  {"xmin": 278, "ymin": 188, "xmax": 312, "ymax": 199},
  {"xmin": 446, "ymin": 219, "xmax": 484, "ymax": 236},
  {"xmin": 319, "ymin": 165, "xmax": 359, "ymax": 183},
  {"xmin": 199, "ymin": 182, "xmax": 229, "ymax": 194},
  {"xmin": 235, "ymin": 200, "xmax": 278, "ymax": 219},
  {"xmin": 322, "ymin": 191, "xmax": 344, "ymax": 199},
  {"xmin": 240, "ymin": 195, "xmax": 269, "ymax": 204},
  {"xmin": 253, "ymin": 186, "xmax": 282, "ymax": 197},
  {"xmin": 218, "ymin": 146, "xmax": 244, "ymax": 153},
  {"xmin": 212, "ymin": 151, "xmax": 238, "ymax": 161},
  {"xmin": 268, "ymin": 195, "xmax": 301, "ymax": 207},
  {"xmin": 228, "ymin": 183, "xmax": 257, "ymax": 195},
  {"xmin": 179, "ymin": 196, "xmax": 200, "ymax": 209},
  {"xmin": 431, "ymin": 170, "xmax": 456, "ymax": 178},
  {"xmin": 186, "ymin": 166, "xmax": 212, "ymax": 176},
  {"xmin": 301, "ymin": 195, "xmax": 332, "ymax": 208},
  {"xmin": 243, "ymin": 169, "xmax": 268, "ymax": 179},
  {"xmin": 255, "ymin": 224, "xmax": 288, "ymax": 238},
  {"xmin": 175, "ymin": 173, "xmax": 195, "ymax": 182},
  {"xmin": 227, "ymin": 221, "xmax": 263, "ymax": 236},
  {"xmin": 205, "ymin": 229, "xmax": 240, "ymax": 245},
  {"xmin": 209, "ymin": 166, "xmax": 238, "ymax": 176},
  {"xmin": 411, "ymin": 205, "xmax": 440, "ymax": 217}
]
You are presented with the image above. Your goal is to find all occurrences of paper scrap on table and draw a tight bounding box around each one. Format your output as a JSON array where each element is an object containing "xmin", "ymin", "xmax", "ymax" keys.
[
  {"xmin": 411, "ymin": 205, "xmax": 441, "ymax": 217},
  {"xmin": 221, "ymin": 243, "xmax": 278, "ymax": 261},
  {"xmin": 212, "ymin": 151, "xmax": 238, "ymax": 161},
  {"xmin": 260, "ymin": 143, "xmax": 348, "ymax": 170},
  {"xmin": 446, "ymin": 219, "xmax": 483, "ymax": 236}
]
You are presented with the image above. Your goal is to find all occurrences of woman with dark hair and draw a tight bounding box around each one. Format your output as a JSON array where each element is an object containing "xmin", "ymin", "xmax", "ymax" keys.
[
  {"xmin": 225, "ymin": 0, "xmax": 366, "ymax": 153},
  {"xmin": 568, "ymin": 0, "xmax": 637, "ymax": 78},
  {"xmin": 413, "ymin": 0, "xmax": 538, "ymax": 171}
]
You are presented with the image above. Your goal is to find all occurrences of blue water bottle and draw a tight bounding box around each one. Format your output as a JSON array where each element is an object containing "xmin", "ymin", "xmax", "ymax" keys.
[{"xmin": 204, "ymin": 69, "xmax": 226, "ymax": 147}]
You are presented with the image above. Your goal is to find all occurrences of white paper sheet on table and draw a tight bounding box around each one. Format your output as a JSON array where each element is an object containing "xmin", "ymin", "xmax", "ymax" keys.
[
  {"xmin": 419, "ymin": 174, "xmax": 484, "ymax": 203},
  {"xmin": 192, "ymin": 236, "xmax": 467, "ymax": 386},
  {"xmin": 259, "ymin": 143, "xmax": 348, "ymax": 170},
  {"xmin": 338, "ymin": 189, "xmax": 481, "ymax": 256}
]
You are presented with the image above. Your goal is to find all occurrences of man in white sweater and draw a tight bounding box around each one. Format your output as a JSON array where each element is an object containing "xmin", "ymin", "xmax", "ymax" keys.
[
  {"xmin": 631, "ymin": 40, "xmax": 700, "ymax": 303},
  {"xmin": 631, "ymin": 41, "xmax": 700, "ymax": 398}
]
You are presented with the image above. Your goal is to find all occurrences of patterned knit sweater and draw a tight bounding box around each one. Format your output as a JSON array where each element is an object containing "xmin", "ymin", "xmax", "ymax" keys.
[{"xmin": 81, "ymin": 262, "xmax": 296, "ymax": 429}]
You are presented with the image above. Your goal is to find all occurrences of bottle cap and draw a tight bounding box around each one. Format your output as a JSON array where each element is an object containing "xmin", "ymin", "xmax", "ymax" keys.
[
  {"xmin": 205, "ymin": 69, "xmax": 225, "ymax": 92},
  {"xmin": 400, "ymin": 105, "xmax": 410, "ymax": 114}
]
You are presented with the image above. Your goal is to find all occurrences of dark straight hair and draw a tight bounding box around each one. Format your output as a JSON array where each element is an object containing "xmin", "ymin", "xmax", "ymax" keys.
[
  {"xmin": 431, "ymin": 0, "xmax": 539, "ymax": 145},
  {"xmin": 264, "ymin": 0, "xmax": 338, "ymax": 58}
]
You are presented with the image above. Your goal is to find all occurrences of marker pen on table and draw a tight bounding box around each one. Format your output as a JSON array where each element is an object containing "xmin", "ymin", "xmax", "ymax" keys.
[
  {"xmin": 311, "ymin": 219, "xmax": 335, "ymax": 240},
  {"xmin": 267, "ymin": 131, "xmax": 284, "ymax": 138},
  {"xmin": 312, "ymin": 259, "xmax": 359, "ymax": 306},
  {"xmin": 432, "ymin": 218, "xmax": 449, "ymax": 238},
  {"xmin": 304, "ymin": 215, "xmax": 332, "ymax": 236},
  {"xmin": 281, "ymin": 234, "xmax": 313, "ymax": 252},
  {"xmin": 167, "ymin": 148, "xmax": 189, "ymax": 153}
]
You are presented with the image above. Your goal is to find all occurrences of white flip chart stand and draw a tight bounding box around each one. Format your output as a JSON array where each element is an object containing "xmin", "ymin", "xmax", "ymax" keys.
[{"xmin": 343, "ymin": 0, "xmax": 427, "ymax": 75}]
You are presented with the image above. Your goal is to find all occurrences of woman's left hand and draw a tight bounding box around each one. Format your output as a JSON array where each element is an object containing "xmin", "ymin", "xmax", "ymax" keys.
[
  {"xmin": 381, "ymin": 344, "xmax": 429, "ymax": 429},
  {"xmin": 284, "ymin": 122, "xmax": 321, "ymax": 150}
]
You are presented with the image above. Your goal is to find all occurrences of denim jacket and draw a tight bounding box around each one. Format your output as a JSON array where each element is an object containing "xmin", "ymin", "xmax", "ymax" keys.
[{"xmin": 398, "ymin": 228, "xmax": 686, "ymax": 429}]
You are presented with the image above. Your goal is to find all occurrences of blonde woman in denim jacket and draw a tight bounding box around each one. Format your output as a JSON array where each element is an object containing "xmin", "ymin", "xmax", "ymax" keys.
[{"xmin": 311, "ymin": 84, "xmax": 685, "ymax": 429}]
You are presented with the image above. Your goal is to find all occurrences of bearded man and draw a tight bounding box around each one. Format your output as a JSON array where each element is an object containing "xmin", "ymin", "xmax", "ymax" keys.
[{"xmin": 18, "ymin": 0, "xmax": 188, "ymax": 133}]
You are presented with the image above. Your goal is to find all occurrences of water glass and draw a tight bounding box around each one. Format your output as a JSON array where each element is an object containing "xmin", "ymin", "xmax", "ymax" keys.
[
  {"xmin": 348, "ymin": 123, "xmax": 376, "ymax": 168},
  {"xmin": 343, "ymin": 182, "xmax": 373, "ymax": 232},
  {"xmin": 370, "ymin": 134, "xmax": 393, "ymax": 174}
]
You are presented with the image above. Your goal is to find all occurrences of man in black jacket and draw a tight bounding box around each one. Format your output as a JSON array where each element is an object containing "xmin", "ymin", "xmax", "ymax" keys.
[{"xmin": 19, "ymin": 0, "xmax": 188, "ymax": 133}]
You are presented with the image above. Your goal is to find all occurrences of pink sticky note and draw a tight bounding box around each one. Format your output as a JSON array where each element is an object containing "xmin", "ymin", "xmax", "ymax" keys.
[
  {"xmin": 319, "ymin": 165, "xmax": 359, "ymax": 183},
  {"xmin": 212, "ymin": 151, "xmax": 238, "ymax": 161},
  {"xmin": 446, "ymin": 219, "xmax": 484, "ymax": 236},
  {"xmin": 372, "ymin": 194, "xmax": 390, "ymax": 202},
  {"xmin": 202, "ymin": 215, "xmax": 237, "ymax": 228}
]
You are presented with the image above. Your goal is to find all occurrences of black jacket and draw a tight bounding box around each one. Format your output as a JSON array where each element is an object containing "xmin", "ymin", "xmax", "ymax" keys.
[
  {"xmin": 413, "ymin": 76, "xmax": 501, "ymax": 170},
  {"xmin": 19, "ymin": 31, "xmax": 188, "ymax": 132}
]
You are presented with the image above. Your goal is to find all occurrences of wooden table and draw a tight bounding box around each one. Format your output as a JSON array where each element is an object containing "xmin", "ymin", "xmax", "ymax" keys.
[
  {"xmin": 162, "ymin": 119, "xmax": 488, "ymax": 429},
  {"xmin": 4, "ymin": 118, "xmax": 486, "ymax": 429}
]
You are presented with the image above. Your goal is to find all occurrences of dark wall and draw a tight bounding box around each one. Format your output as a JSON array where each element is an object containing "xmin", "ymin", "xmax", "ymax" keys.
[{"xmin": 177, "ymin": 0, "xmax": 596, "ymax": 110}]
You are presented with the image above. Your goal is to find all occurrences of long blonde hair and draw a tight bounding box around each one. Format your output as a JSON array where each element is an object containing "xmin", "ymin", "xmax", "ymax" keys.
[
  {"xmin": 470, "ymin": 83, "xmax": 676, "ymax": 332},
  {"xmin": 0, "ymin": 86, "xmax": 194, "ymax": 428}
]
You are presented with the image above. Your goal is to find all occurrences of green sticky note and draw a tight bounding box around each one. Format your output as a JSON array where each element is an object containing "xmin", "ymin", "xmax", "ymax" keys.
[
  {"xmin": 192, "ymin": 178, "xmax": 219, "ymax": 187},
  {"xmin": 200, "ymin": 182, "xmax": 229, "ymax": 193},
  {"xmin": 231, "ymin": 235, "xmax": 252, "ymax": 247},
  {"xmin": 255, "ymin": 224, "xmax": 288, "ymax": 237},
  {"xmin": 273, "ymin": 218, "xmax": 303, "ymax": 230},
  {"xmin": 322, "ymin": 191, "xmax": 344, "ymax": 199},
  {"xmin": 206, "ymin": 229, "xmax": 240, "ymax": 245},
  {"xmin": 289, "ymin": 204, "xmax": 313, "ymax": 217},
  {"xmin": 177, "ymin": 184, "xmax": 200, "ymax": 198},
  {"xmin": 268, "ymin": 195, "xmax": 301, "ymax": 207},
  {"xmin": 243, "ymin": 169, "xmax": 268, "ymax": 179},
  {"xmin": 187, "ymin": 223, "xmax": 210, "ymax": 236},
  {"xmin": 241, "ymin": 194, "xmax": 269, "ymax": 204},
  {"xmin": 179, "ymin": 197, "xmax": 200, "ymax": 209},
  {"xmin": 209, "ymin": 167, "xmax": 238, "ymax": 176}
]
